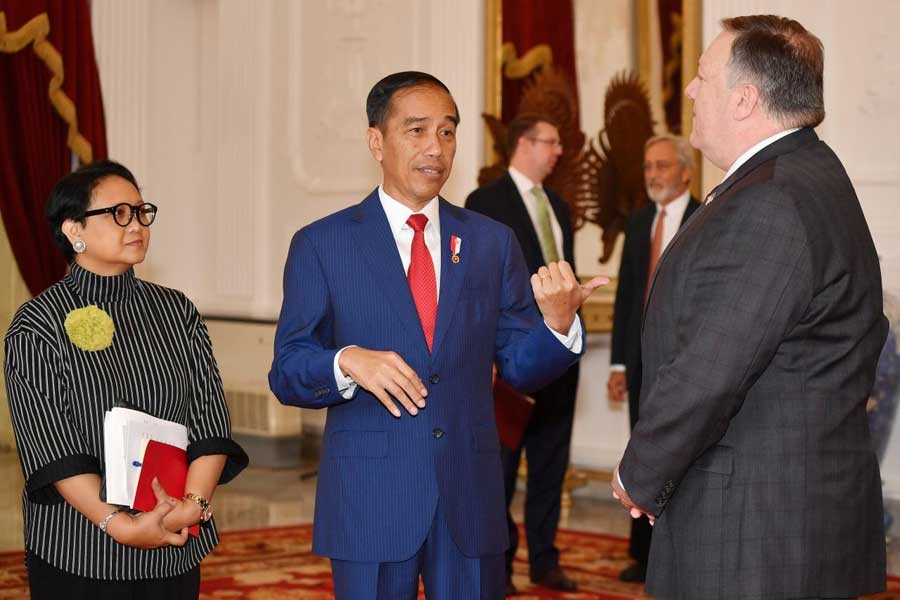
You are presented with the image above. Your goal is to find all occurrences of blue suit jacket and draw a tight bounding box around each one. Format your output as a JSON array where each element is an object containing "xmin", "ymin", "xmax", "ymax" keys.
[{"xmin": 269, "ymin": 190, "xmax": 580, "ymax": 562}]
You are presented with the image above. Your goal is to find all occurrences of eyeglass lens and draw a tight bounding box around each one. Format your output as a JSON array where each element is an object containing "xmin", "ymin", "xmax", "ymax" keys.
[{"xmin": 112, "ymin": 203, "xmax": 157, "ymax": 226}]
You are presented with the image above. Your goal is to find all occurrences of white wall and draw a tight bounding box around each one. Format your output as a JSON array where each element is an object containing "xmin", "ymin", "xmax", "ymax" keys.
[{"xmin": 91, "ymin": 0, "xmax": 483, "ymax": 319}]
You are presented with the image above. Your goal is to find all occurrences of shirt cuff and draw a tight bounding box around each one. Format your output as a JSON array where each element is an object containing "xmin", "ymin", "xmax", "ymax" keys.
[
  {"xmin": 544, "ymin": 317, "xmax": 583, "ymax": 354},
  {"xmin": 26, "ymin": 454, "xmax": 101, "ymax": 505},
  {"xmin": 617, "ymin": 469, "xmax": 627, "ymax": 494},
  {"xmin": 609, "ymin": 364, "xmax": 626, "ymax": 372},
  {"xmin": 186, "ymin": 437, "xmax": 250, "ymax": 485},
  {"xmin": 334, "ymin": 346, "xmax": 359, "ymax": 399}
]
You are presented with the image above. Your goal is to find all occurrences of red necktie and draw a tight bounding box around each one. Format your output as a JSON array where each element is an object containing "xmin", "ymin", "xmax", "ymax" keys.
[
  {"xmin": 406, "ymin": 214, "xmax": 437, "ymax": 352},
  {"xmin": 645, "ymin": 206, "xmax": 666, "ymax": 306}
]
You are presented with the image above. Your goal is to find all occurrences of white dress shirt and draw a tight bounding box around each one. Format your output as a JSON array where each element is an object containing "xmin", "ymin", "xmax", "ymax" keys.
[
  {"xmin": 332, "ymin": 186, "xmax": 583, "ymax": 398},
  {"xmin": 508, "ymin": 166, "xmax": 564, "ymax": 261}
]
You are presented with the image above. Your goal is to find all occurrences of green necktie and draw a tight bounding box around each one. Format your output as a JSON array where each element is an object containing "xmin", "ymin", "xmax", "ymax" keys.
[{"xmin": 532, "ymin": 186, "xmax": 559, "ymax": 264}]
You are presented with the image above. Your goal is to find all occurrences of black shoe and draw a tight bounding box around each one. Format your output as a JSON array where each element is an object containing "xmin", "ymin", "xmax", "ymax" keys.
[
  {"xmin": 505, "ymin": 577, "xmax": 518, "ymax": 596},
  {"xmin": 530, "ymin": 567, "xmax": 577, "ymax": 591},
  {"xmin": 618, "ymin": 561, "xmax": 647, "ymax": 583}
]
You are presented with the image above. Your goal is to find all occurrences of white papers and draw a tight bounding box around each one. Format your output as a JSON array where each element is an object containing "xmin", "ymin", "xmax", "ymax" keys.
[{"xmin": 103, "ymin": 407, "xmax": 188, "ymax": 507}]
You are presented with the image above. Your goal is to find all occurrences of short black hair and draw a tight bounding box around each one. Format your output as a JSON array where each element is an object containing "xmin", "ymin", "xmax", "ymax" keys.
[
  {"xmin": 366, "ymin": 71, "xmax": 459, "ymax": 129},
  {"xmin": 46, "ymin": 160, "xmax": 140, "ymax": 262}
]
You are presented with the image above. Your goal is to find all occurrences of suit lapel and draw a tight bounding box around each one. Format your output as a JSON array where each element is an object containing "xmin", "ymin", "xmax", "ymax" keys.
[
  {"xmin": 497, "ymin": 175, "xmax": 541, "ymax": 264},
  {"xmin": 431, "ymin": 199, "xmax": 470, "ymax": 357},
  {"xmin": 548, "ymin": 190, "xmax": 574, "ymax": 264},
  {"xmin": 641, "ymin": 197, "xmax": 703, "ymax": 331},
  {"xmin": 635, "ymin": 205, "xmax": 656, "ymax": 290},
  {"xmin": 350, "ymin": 190, "xmax": 427, "ymax": 350}
]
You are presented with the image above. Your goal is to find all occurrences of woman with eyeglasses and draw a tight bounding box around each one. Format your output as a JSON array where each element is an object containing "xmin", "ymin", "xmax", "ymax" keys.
[{"xmin": 3, "ymin": 160, "xmax": 248, "ymax": 599}]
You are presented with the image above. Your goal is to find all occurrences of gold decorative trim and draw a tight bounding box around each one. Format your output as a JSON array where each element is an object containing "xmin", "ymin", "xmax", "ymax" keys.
[
  {"xmin": 483, "ymin": 0, "xmax": 502, "ymax": 163},
  {"xmin": 0, "ymin": 11, "xmax": 93, "ymax": 164},
  {"xmin": 501, "ymin": 42, "xmax": 553, "ymax": 80},
  {"xmin": 661, "ymin": 12, "xmax": 684, "ymax": 109},
  {"xmin": 636, "ymin": 0, "xmax": 651, "ymax": 89},
  {"xmin": 681, "ymin": 0, "xmax": 702, "ymax": 199}
]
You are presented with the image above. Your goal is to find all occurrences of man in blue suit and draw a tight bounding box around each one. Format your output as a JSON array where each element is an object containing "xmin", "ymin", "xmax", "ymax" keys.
[{"xmin": 269, "ymin": 71, "xmax": 606, "ymax": 599}]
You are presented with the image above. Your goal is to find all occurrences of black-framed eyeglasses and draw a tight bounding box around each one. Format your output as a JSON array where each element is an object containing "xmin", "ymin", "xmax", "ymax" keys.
[
  {"xmin": 83, "ymin": 202, "xmax": 158, "ymax": 227},
  {"xmin": 527, "ymin": 136, "xmax": 563, "ymax": 149}
]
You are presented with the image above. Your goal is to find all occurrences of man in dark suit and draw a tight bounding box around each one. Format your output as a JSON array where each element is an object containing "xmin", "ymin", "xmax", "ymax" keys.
[
  {"xmin": 612, "ymin": 16, "xmax": 888, "ymax": 599},
  {"xmin": 269, "ymin": 72, "xmax": 606, "ymax": 600},
  {"xmin": 466, "ymin": 114, "xmax": 579, "ymax": 594},
  {"xmin": 607, "ymin": 134, "xmax": 699, "ymax": 583}
]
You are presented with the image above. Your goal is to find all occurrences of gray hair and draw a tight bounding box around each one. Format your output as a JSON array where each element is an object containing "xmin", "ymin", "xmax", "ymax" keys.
[{"xmin": 645, "ymin": 134, "xmax": 694, "ymax": 170}]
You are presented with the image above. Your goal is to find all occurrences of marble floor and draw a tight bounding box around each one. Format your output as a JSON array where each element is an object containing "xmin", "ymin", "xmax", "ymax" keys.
[{"xmin": 0, "ymin": 452, "xmax": 896, "ymax": 577}]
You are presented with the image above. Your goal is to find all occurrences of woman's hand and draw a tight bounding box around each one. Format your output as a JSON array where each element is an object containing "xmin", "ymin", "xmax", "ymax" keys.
[
  {"xmin": 161, "ymin": 495, "xmax": 203, "ymax": 533},
  {"xmin": 106, "ymin": 478, "xmax": 189, "ymax": 549}
]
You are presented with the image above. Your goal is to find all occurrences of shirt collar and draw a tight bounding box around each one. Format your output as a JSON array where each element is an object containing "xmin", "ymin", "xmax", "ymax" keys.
[
  {"xmin": 655, "ymin": 188, "xmax": 691, "ymax": 215},
  {"xmin": 377, "ymin": 186, "xmax": 440, "ymax": 235},
  {"xmin": 66, "ymin": 262, "xmax": 137, "ymax": 302},
  {"xmin": 508, "ymin": 166, "xmax": 540, "ymax": 198},
  {"xmin": 722, "ymin": 128, "xmax": 800, "ymax": 183}
]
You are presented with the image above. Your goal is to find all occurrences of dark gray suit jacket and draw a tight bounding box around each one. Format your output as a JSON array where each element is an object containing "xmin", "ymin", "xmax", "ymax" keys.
[{"xmin": 619, "ymin": 128, "xmax": 888, "ymax": 599}]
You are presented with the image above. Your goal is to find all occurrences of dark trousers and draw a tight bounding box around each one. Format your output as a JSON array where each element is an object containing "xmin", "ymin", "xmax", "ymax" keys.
[
  {"xmin": 331, "ymin": 501, "xmax": 505, "ymax": 600},
  {"xmin": 26, "ymin": 551, "xmax": 200, "ymax": 600},
  {"xmin": 627, "ymin": 368, "xmax": 652, "ymax": 565},
  {"xmin": 501, "ymin": 367, "xmax": 577, "ymax": 580}
]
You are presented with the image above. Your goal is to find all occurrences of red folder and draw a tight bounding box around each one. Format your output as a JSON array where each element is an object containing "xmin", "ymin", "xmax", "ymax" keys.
[
  {"xmin": 132, "ymin": 440, "xmax": 199, "ymax": 537},
  {"xmin": 493, "ymin": 377, "xmax": 535, "ymax": 449}
]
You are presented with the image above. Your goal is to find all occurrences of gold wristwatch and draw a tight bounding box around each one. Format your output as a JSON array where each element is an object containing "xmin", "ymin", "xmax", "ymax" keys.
[{"xmin": 183, "ymin": 492, "xmax": 213, "ymax": 523}]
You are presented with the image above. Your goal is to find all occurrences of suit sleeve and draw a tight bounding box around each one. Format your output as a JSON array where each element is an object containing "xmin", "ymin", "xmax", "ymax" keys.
[
  {"xmin": 619, "ymin": 184, "xmax": 813, "ymax": 514},
  {"xmin": 268, "ymin": 229, "xmax": 343, "ymax": 408},
  {"xmin": 493, "ymin": 227, "xmax": 581, "ymax": 393},
  {"xmin": 611, "ymin": 224, "xmax": 636, "ymax": 366}
]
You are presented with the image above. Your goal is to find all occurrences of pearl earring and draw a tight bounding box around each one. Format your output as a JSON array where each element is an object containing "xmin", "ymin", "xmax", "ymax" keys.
[{"xmin": 73, "ymin": 239, "xmax": 86, "ymax": 254}]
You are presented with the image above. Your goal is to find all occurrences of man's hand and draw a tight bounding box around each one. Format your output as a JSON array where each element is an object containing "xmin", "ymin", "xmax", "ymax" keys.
[
  {"xmin": 339, "ymin": 347, "xmax": 427, "ymax": 417},
  {"xmin": 531, "ymin": 261, "xmax": 609, "ymax": 334},
  {"xmin": 612, "ymin": 465, "xmax": 655, "ymax": 525},
  {"xmin": 607, "ymin": 371, "xmax": 627, "ymax": 402}
]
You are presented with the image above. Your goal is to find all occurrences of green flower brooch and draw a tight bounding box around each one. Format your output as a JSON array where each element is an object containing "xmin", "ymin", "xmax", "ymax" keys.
[{"xmin": 64, "ymin": 305, "xmax": 115, "ymax": 352}]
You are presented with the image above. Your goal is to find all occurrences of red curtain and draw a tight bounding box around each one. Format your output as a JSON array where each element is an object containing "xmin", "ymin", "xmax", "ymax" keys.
[
  {"xmin": 501, "ymin": 0, "xmax": 579, "ymax": 126},
  {"xmin": 0, "ymin": 0, "xmax": 107, "ymax": 296},
  {"xmin": 658, "ymin": 0, "xmax": 684, "ymax": 134}
]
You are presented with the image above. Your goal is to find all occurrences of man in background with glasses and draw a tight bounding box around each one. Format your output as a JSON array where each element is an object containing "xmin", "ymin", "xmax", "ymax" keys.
[{"xmin": 466, "ymin": 113, "xmax": 579, "ymax": 595}]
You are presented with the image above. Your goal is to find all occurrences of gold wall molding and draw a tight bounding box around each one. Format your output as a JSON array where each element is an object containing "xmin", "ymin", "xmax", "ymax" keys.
[
  {"xmin": 0, "ymin": 218, "xmax": 30, "ymax": 451},
  {"xmin": 501, "ymin": 42, "xmax": 553, "ymax": 79}
]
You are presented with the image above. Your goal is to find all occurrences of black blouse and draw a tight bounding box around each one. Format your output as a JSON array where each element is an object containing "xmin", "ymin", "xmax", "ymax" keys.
[{"xmin": 3, "ymin": 264, "xmax": 248, "ymax": 580}]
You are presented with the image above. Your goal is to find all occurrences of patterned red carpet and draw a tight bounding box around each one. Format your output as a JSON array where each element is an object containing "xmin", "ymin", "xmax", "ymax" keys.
[{"xmin": 0, "ymin": 525, "xmax": 896, "ymax": 598}]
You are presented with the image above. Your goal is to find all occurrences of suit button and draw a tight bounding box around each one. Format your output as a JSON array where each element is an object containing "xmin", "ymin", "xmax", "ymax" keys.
[
  {"xmin": 432, "ymin": 428, "xmax": 444, "ymax": 439},
  {"xmin": 429, "ymin": 374, "xmax": 440, "ymax": 384}
]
